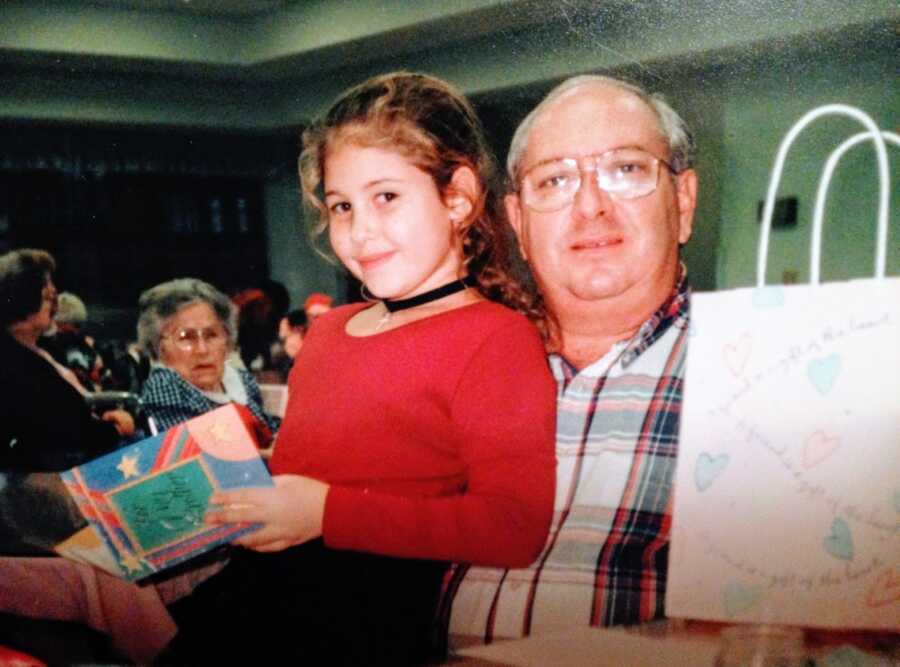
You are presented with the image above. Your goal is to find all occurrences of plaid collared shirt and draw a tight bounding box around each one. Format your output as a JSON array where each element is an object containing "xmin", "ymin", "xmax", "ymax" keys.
[
  {"xmin": 140, "ymin": 365, "xmax": 280, "ymax": 434},
  {"xmin": 442, "ymin": 276, "xmax": 690, "ymax": 641}
]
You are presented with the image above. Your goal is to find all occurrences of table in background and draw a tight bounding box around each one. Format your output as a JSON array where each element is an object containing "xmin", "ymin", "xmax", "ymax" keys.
[
  {"xmin": 448, "ymin": 619, "xmax": 899, "ymax": 666},
  {"xmin": 258, "ymin": 382, "xmax": 288, "ymax": 417}
]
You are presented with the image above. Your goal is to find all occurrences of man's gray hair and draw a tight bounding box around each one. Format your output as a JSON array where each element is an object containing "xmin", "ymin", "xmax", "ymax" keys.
[
  {"xmin": 137, "ymin": 278, "xmax": 237, "ymax": 360},
  {"xmin": 506, "ymin": 75, "xmax": 695, "ymax": 182}
]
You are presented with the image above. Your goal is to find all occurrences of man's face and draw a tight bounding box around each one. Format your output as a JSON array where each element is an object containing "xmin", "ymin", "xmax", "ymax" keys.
[{"xmin": 507, "ymin": 84, "xmax": 696, "ymax": 314}]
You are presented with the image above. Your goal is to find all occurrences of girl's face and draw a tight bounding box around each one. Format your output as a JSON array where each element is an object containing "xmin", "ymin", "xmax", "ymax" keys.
[{"xmin": 324, "ymin": 143, "xmax": 466, "ymax": 301}]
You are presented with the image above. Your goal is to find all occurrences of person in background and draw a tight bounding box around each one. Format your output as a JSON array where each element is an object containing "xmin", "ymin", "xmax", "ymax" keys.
[
  {"xmin": 279, "ymin": 309, "xmax": 307, "ymax": 359},
  {"xmin": 160, "ymin": 71, "xmax": 556, "ymax": 666},
  {"xmin": 41, "ymin": 329, "xmax": 104, "ymax": 393},
  {"xmin": 259, "ymin": 278, "xmax": 291, "ymax": 336},
  {"xmin": 137, "ymin": 278, "xmax": 280, "ymax": 437},
  {"xmin": 0, "ymin": 249, "xmax": 133, "ymax": 472},
  {"xmin": 94, "ymin": 339, "xmax": 148, "ymax": 394},
  {"xmin": 230, "ymin": 287, "xmax": 274, "ymax": 371},
  {"xmin": 52, "ymin": 292, "xmax": 89, "ymax": 336},
  {"xmin": 268, "ymin": 308, "xmax": 308, "ymax": 384},
  {"xmin": 39, "ymin": 290, "xmax": 106, "ymax": 392},
  {"xmin": 443, "ymin": 74, "xmax": 697, "ymax": 641},
  {"xmin": 302, "ymin": 291, "xmax": 332, "ymax": 321},
  {"xmin": 278, "ymin": 307, "xmax": 310, "ymax": 383},
  {"xmin": 0, "ymin": 275, "xmax": 279, "ymax": 663}
]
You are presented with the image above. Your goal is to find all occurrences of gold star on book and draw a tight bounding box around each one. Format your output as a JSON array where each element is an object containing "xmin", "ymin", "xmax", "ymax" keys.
[
  {"xmin": 207, "ymin": 420, "xmax": 232, "ymax": 444},
  {"xmin": 119, "ymin": 553, "xmax": 143, "ymax": 574},
  {"xmin": 116, "ymin": 454, "xmax": 140, "ymax": 480}
]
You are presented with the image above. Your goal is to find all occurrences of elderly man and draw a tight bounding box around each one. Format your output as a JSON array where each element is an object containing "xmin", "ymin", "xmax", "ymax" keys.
[{"xmin": 445, "ymin": 74, "xmax": 697, "ymax": 639}]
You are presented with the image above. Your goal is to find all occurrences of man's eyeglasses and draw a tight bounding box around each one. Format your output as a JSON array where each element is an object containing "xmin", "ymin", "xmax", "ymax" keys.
[
  {"xmin": 162, "ymin": 326, "xmax": 227, "ymax": 352},
  {"xmin": 518, "ymin": 148, "xmax": 677, "ymax": 212}
]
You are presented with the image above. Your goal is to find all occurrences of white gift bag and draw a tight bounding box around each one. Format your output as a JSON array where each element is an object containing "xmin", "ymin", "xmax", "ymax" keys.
[{"xmin": 667, "ymin": 105, "xmax": 900, "ymax": 630}]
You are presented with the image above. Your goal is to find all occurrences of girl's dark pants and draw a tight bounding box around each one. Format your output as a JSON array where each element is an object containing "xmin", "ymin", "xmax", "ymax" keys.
[{"xmin": 162, "ymin": 539, "xmax": 446, "ymax": 666}]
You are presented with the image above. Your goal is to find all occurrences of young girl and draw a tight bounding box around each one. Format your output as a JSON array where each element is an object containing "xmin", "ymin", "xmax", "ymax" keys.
[{"xmin": 164, "ymin": 72, "xmax": 556, "ymax": 665}]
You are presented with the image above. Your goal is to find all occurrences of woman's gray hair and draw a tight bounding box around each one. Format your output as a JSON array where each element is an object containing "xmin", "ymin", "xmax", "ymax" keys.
[
  {"xmin": 137, "ymin": 278, "xmax": 237, "ymax": 360},
  {"xmin": 506, "ymin": 74, "xmax": 695, "ymax": 183},
  {"xmin": 55, "ymin": 292, "xmax": 88, "ymax": 326}
]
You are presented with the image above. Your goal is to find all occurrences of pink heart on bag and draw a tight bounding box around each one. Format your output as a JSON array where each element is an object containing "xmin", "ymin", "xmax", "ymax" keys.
[
  {"xmin": 723, "ymin": 333, "xmax": 752, "ymax": 377},
  {"xmin": 866, "ymin": 567, "xmax": 900, "ymax": 608},
  {"xmin": 802, "ymin": 430, "xmax": 840, "ymax": 469}
]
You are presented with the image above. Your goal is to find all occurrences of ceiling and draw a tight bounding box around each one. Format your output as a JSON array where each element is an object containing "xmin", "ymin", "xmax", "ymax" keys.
[
  {"xmin": 1, "ymin": 0, "xmax": 555, "ymax": 81},
  {"xmin": 78, "ymin": 0, "xmax": 294, "ymax": 17},
  {"xmin": 1, "ymin": 0, "xmax": 896, "ymax": 130}
]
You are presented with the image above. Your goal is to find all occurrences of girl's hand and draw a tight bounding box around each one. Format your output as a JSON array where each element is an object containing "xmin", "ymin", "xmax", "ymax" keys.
[{"xmin": 206, "ymin": 474, "xmax": 329, "ymax": 553}]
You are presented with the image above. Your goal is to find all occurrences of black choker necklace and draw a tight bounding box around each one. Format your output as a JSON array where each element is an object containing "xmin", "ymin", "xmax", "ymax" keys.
[
  {"xmin": 383, "ymin": 275, "xmax": 476, "ymax": 313},
  {"xmin": 376, "ymin": 275, "xmax": 476, "ymax": 330}
]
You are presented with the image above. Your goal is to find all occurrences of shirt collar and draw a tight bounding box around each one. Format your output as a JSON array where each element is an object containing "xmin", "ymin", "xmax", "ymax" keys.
[
  {"xmin": 619, "ymin": 265, "xmax": 690, "ymax": 367},
  {"xmin": 151, "ymin": 362, "xmax": 248, "ymax": 406},
  {"xmin": 206, "ymin": 364, "xmax": 248, "ymax": 405}
]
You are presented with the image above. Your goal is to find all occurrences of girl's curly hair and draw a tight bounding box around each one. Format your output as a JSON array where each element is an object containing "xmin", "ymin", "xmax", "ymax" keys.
[{"xmin": 299, "ymin": 71, "xmax": 556, "ymax": 348}]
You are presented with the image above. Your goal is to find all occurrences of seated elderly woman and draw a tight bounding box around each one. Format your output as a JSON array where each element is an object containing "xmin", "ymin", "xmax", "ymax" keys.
[
  {"xmin": 138, "ymin": 278, "xmax": 280, "ymax": 436},
  {"xmin": 0, "ymin": 277, "xmax": 280, "ymax": 662},
  {"xmin": 0, "ymin": 249, "xmax": 134, "ymax": 472}
]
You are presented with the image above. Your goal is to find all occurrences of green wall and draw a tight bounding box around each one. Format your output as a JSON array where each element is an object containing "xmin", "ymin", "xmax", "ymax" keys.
[
  {"xmin": 716, "ymin": 48, "xmax": 899, "ymax": 289},
  {"xmin": 264, "ymin": 175, "xmax": 345, "ymax": 310}
]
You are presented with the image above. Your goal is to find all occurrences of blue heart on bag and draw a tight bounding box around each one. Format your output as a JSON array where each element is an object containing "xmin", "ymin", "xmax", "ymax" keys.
[
  {"xmin": 723, "ymin": 581, "xmax": 763, "ymax": 617},
  {"xmin": 807, "ymin": 354, "xmax": 841, "ymax": 395},
  {"xmin": 819, "ymin": 645, "xmax": 871, "ymax": 667},
  {"xmin": 823, "ymin": 517, "xmax": 853, "ymax": 561},
  {"xmin": 752, "ymin": 286, "xmax": 785, "ymax": 308},
  {"xmin": 695, "ymin": 452, "xmax": 729, "ymax": 492}
]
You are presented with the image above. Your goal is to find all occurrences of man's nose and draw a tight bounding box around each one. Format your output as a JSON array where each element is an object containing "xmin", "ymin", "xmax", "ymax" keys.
[{"xmin": 572, "ymin": 170, "xmax": 612, "ymax": 220}]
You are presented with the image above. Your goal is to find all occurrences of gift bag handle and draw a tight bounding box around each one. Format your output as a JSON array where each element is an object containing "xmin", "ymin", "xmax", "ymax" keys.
[
  {"xmin": 757, "ymin": 104, "xmax": 891, "ymax": 287},
  {"xmin": 810, "ymin": 130, "xmax": 899, "ymax": 284}
]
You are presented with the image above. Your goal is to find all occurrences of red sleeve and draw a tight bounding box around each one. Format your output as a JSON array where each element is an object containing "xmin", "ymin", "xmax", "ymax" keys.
[{"xmin": 322, "ymin": 320, "xmax": 557, "ymax": 568}]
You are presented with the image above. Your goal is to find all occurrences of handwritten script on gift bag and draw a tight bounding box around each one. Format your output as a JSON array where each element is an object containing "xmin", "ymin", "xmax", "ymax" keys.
[{"xmin": 668, "ymin": 280, "xmax": 899, "ymax": 630}]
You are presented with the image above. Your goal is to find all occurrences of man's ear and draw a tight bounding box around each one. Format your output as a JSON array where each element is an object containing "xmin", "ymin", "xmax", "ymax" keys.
[
  {"xmin": 504, "ymin": 193, "xmax": 527, "ymax": 260},
  {"xmin": 675, "ymin": 168, "xmax": 698, "ymax": 245},
  {"xmin": 445, "ymin": 166, "xmax": 478, "ymax": 227}
]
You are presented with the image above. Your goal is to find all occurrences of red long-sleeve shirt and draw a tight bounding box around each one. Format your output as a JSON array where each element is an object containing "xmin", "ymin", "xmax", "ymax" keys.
[{"xmin": 270, "ymin": 301, "xmax": 556, "ymax": 568}]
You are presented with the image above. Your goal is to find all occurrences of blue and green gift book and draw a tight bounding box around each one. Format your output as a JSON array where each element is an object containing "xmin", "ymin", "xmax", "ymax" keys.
[{"xmin": 35, "ymin": 405, "xmax": 270, "ymax": 581}]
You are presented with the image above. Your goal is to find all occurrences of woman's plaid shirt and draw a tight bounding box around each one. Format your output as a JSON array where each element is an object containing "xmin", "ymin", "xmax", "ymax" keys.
[
  {"xmin": 140, "ymin": 366, "xmax": 280, "ymax": 434},
  {"xmin": 443, "ymin": 277, "xmax": 690, "ymax": 640}
]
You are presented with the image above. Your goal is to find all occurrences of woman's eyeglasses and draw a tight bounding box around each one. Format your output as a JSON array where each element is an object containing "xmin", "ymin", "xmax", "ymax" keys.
[{"xmin": 162, "ymin": 326, "xmax": 227, "ymax": 351}]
